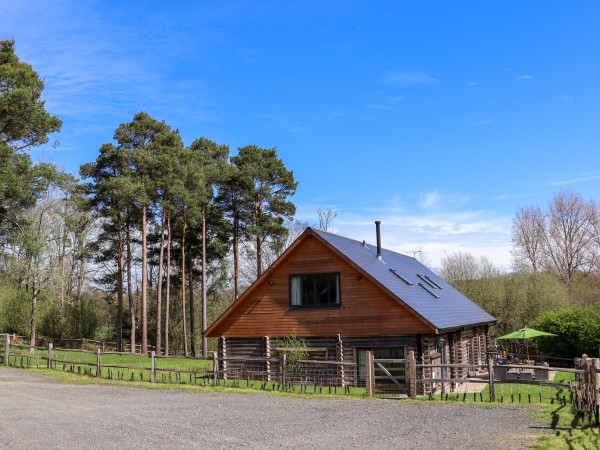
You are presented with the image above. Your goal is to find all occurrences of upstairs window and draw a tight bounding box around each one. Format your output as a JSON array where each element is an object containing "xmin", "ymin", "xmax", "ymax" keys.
[{"xmin": 289, "ymin": 273, "xmax": 340, "ymax": 307}]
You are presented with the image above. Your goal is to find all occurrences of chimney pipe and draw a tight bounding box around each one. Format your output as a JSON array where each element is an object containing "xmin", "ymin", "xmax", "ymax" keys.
[{"xmin": 375, "ymin": 221, "xmax": 382, "ymax": 259}]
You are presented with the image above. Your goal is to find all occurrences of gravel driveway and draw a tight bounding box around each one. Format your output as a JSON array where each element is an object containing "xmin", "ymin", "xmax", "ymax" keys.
[{"xmin": 0, "ymin": 368, "xmax": 544, "ymax": 449}]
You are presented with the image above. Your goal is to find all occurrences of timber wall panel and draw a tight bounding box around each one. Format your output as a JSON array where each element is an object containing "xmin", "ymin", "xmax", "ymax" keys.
[{"xmin": 211, "ymin": 236, "xmax": 434, "ymax": 338}]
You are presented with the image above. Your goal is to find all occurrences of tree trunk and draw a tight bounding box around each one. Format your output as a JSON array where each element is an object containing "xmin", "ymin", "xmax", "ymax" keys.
[
  {"xmin": 201, "ymin": 203, "xmax": 208, "ymax": 357},
  {"xmin": 256, "ymin": 232, "xmax": 262, "ymax": 278},
  {"xmin": 116, "ymin": 205, "xmax": 124, "ymax": 352},
  {"xmin": 181, "ymin": 207, "xmax": 188, "ymax": 357},
  {"xmin": 76, "ymin": 258, "xmax": 85, "ymax": 337},
  {"xmin": 141, "ymin": 205, "xmax": 148, "ymax": 354},
  {"xmin": 30, "ymin": 284, "xmax": 37, "ymax": 354},
  {"xmin": 165, "ymin": 210, "xmax": 172, "ymax": 356},
  {"xmin": 156, "ymin": 207, "xmax": 166, "ymax": 356},
  {"xmin": 233, "ymin": 213, "xmax": 239, "ymax": 300},
  {"xmin": 189, "ymin": 252, "xmax": 195, "ymax": 357},
  {"xmin": 126, "ymin": 225, "xmax": 136, "ymax": 353},
  {"xmin": 60, "ymin": 240, "xmax": 66, "ymax": 310},
  {"xmin": 255, "ymin": 199, "xmax": 263, "ymax": 277}
]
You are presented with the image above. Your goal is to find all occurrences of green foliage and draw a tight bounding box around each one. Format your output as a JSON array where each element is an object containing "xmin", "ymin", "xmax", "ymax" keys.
[
  {"xmin": 0, "ymin": 283, "xmax": 30, "ymax": 335},
  {"xmin": 273, "ymin": 335, "xmax": 309, "ymax": 374},
  {"xmin": 531, "ymin": 304, "xmax": 600, "ymax": 358},
  {"xmin": 0, "ymin": 39, "xmax": 62, "ymax": 151},
  {"xmin": 232, "ymin": 145, "xmax": 298, "ymax": 277}
]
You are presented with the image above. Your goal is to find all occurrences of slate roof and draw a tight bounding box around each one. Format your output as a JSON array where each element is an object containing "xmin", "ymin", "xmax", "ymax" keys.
[{"xmin": 311, "ymin": 228, "xmax": 496, "ymax": 331}]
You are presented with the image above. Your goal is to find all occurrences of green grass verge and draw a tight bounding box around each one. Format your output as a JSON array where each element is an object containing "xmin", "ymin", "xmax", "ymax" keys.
[
  {"xmin": 6, "ymin": 347, "xmax": 213, "ymax": 384},
  {"xmin": 529, "ymin": 403, "xmax": 600, "ymax": 449},
  {"xmin": 4, "ymin": 366, "xmax": 368, "ymax": 401},
  {"xmin": 4, "ymin": 348, "xmax": 368, "ymax": 395}
]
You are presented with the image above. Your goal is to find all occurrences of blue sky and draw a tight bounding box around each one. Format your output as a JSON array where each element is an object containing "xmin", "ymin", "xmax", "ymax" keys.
[{"xmin": 3, "ymin": 1, "xmax": 600, "ymax": 268}]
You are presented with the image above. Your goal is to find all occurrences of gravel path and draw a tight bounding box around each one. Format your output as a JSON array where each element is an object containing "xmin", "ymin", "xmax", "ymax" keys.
[{"xmin": 0, "ymin": 368, "xmax": 545, "ymax": 449}]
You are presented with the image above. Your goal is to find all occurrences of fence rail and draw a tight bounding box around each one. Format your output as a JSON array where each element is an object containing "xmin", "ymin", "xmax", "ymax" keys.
[
  {"xmin": 1, "ymin": 333, "xmax": 358, "ymax": 395},
  {"xmin": 363, "ymin": 349, "xmax": 600, "ymax": 420}
]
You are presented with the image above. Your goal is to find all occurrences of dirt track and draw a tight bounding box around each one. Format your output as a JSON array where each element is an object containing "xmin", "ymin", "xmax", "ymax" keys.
[{"xmin": 0, "ymin": 368, "xmax": 545, "ymax": 449}]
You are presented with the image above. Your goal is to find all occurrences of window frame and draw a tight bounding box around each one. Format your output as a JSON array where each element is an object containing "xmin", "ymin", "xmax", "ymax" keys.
[{"xmin": 288, "ymin": 272, "xmax": 342, "ymax": 309}]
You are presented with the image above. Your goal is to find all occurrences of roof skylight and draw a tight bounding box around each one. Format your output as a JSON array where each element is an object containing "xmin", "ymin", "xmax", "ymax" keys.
[
  {"xmin": 417, "ymin": 274, "xmax": 438, "ymax": 289},
  {"xmin": 389, "ymin": 268, "xmax": 413, "ymax": 286},
  {"xmin": 419, "ymin": 283, "xmax": 440, "ymax": 299},
  {"xmin": 424, "ymin": 275, "xmax": 443, "ymax": 290}
]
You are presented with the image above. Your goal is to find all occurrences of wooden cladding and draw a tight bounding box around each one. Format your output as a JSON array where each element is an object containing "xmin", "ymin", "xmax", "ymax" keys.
[{"xmin": 208, "ymin": 235, "xmax": 435, "ymax": 338}]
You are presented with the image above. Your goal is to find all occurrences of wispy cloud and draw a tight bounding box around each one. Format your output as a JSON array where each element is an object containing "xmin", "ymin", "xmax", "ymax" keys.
[
  {"xmin": 420, "ymin": 192, "xmax": 442, "ymax": 209},
  {"xmin": 517, "ymin": 75, "xmax": 532, "ymax": 80},
  {"xmin": 328, "ymin": 207, "xmax": 512, "ymax": 268},
  {"xmin": 382, "ymin": 71, "xmax": 436, "ymax": 86},
  {"xmin": 293, "ymin": 191, "xmax": 512, "ymax": 268},
  {"xmin": 469, "ymin": 81, "xmax": 477, "ymax": 86},
  {"xmin": 543, "ymin": 175, "xmax": 600, "ymax": 186},
  {"xmin": 562, "ymin": 95, "xmax": 573, "ymax": 101},
  {"xmin": 472, "ymin": 119, "xmax": 495, "ymax": 126},
  {"xmin": 366, "ymin": 103, "xmax": 394, "ymax": 111},
  {"xmin": 263, "ymin": 117, "xmax": 305, "ymax": 134}
]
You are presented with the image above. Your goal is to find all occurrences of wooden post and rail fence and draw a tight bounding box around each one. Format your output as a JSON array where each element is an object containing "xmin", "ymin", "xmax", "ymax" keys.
[
  {"xmin": 2, "ymin": 333, "xmax": 599, "ymax": 411},
  {"xmin": 364, "ymin": 348, "xmax": 599, "ymax": 409},
  {"xmin": 1, "ymin": 334, "xmax": 353, "ymax": 392}
]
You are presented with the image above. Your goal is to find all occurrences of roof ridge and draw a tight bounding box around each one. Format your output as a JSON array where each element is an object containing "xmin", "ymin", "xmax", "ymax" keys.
[{"xmin": 310, "ymin": 227, "xmax": 411, "ymax": 259}]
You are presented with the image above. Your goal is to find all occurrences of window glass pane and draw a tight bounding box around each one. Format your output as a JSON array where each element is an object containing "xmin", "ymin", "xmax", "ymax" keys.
[
  {"xmin": 302, "ymin": 274, "xmax": 315, "ymax": 305},
  {"xmin": 315, "ymin": 273, "xmax": 329, "ymax": 304},
  {"xmin": 290, "ymin": 276, "xmax": 302, "ymax": 306},
  {"xmin": 330, "ymin": 273, "xmax": 340, "ymax": 304}
]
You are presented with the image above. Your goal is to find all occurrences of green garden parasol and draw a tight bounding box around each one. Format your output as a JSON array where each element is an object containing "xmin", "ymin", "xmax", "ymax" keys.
[{"xmin": 496, "ymin": 327, "xmax": 556, "ymax": 362}]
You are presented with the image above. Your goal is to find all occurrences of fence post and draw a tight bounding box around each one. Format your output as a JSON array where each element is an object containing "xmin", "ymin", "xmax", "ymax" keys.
[
  {"xmin": 48, "ymin": 342, "xmax": 53, "ymax": 369},
  {"xmin": 4, "ymin": 333, "xmax": 9, "ymax": 366},
  {"xmin": 220, "ymin": 336, "xmax": 227, "ymax": 382},
  {"xmin": 264, "ymin": 336, "xmax": 271, "ymax": 382},
  {"xmin": 488, "ymin": 358, "xmax": 495, "ymax": 402},
  {"xmin": 281, "ymin": 354, "xmax": 287, "ymax": 390},
  {"xmin": 150, "ymin": 351, "xmax": 156, "ymax": 382},
  {"xmin": 336, "ymin": 334, "xmax": 345, "ymax": 387},
  {"xmin": 582, "ymin": 354, "xmax": 588, "ymax": 384},
  {"xmin": 365, "ymin": 351, "xmax": 373, "ymax": 396},
  {"xmin": 408, "ymin": 350, "xmax": 416, "ymax": 399},
  {"xmin": 212, "ymin": 351, "xmax": 218, "ymax": 385},
  {"xmin": 592, "ymin": 358, "xmax": 600, "ymax": 405},
  {"xmin": 96, "ymin": 347, "xmax": 101, "ymax": 378}
]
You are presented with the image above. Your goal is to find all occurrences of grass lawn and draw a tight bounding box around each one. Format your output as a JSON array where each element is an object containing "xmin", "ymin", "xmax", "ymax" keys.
[
  {"xmin": 4, "ymin": 346, "xmax": 367, "ymax": 394},
  {"xmin": 5, "ymin": 346, "xmax": 213, "ymax": 384},
  {"xmin": 481, "ymin": 371, "xmax": 576, "ymax": 406},
  {"xmin": 530, "ymin": 403, "xmax": 600, "ymax": 449}
]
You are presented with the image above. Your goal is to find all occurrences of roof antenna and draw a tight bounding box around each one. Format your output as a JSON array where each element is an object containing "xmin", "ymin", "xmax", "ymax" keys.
[
  {"xmin": 407, "ymin": 250, "xmax": 422, "ymax": 259},
  {"xmin": 375, "ymin": 221, "xmax": 382, "ymax": 260}
]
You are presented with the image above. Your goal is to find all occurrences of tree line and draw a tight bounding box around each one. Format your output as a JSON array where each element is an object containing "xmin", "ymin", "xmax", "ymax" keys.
[
  {"xmin": 439, "ymin": 191, "xmax": 600, "ymax": 358},
  {"xmin": 0, "ymin": 39, "xmax": 299, "ymax": 356},
  {"xmin": 80, "ymin": 113, "xmax": 297, "ymax": 357}
]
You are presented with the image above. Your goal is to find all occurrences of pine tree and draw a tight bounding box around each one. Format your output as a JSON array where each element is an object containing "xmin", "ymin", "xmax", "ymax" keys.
[{"xmin": 231, "ymin": 146, "xmax": 298, "ymax": 278}]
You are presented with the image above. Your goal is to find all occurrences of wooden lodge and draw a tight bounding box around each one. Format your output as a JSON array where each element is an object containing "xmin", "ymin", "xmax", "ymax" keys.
[{"xmin": 205, "ymin": 223, "xmax": 496, "ymax": 394}]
